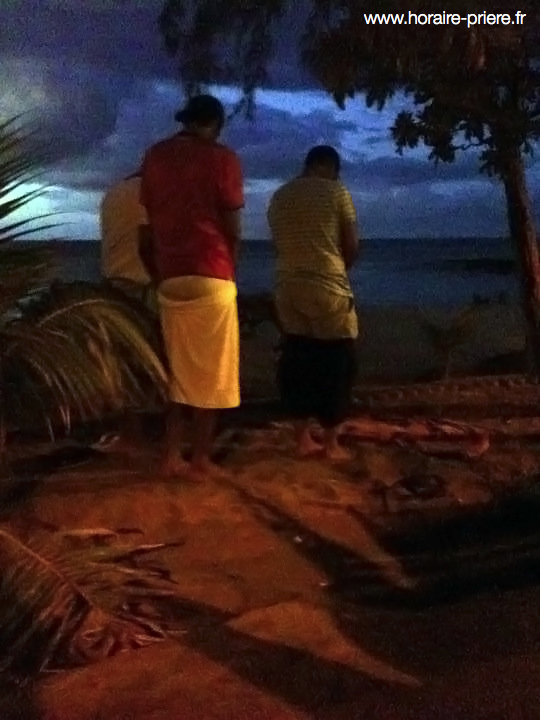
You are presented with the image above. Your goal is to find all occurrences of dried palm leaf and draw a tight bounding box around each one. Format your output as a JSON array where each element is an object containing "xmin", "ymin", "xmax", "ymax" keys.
[
  {"xmin": 419, "ymin": 304, "xmax": 481, "ymax": 378},
  {"xmin": 0, "ymin": 527, "xmax": 183, "ymax": 677}
]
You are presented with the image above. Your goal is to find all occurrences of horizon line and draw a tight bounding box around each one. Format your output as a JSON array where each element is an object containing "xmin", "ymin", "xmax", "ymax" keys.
[{"xmin": 18, "ymin": 235, "xmax": 514, "ymax": 243}]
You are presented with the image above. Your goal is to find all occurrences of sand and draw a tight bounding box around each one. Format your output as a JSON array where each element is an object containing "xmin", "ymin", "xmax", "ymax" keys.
[
  {"xmin": 240, "ymin": 301, "xmax": 527, "ymax": 399},
  {"xmin": 0, "ymin": 290, "xmax": 536, "ymax": 720},
  {"xmin": 5, "ymin": 414, "xmax": 540, "ymax": 720}
]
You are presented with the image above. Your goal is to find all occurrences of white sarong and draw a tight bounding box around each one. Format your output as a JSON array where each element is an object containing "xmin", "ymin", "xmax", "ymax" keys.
[{"xmin": 157, "ymin": 276, "xmax": 240, "ymax": 409}]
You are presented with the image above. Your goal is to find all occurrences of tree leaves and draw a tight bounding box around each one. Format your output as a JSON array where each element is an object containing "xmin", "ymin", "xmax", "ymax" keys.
[
  {"xmin": 0, "ymin": 281, "xmax": 167, "ymax": 440},
  {"xmin": 0, "ymin": 117, "xmax": 58, "ymax": 244},
  {"xmin": 0, "ymin": 117, "xmax": 168, "ymax": 458},
  {"xmin": 159, "ymin": 0, "xmax": 286, "ymax": 112},
  {"xmin": 0, "ymin": 526, "xmax": 183, "ymax": 677},
  {"xmin": 157, "ymin": 1, "xmax": 540, "ymax": 175},
  {"xmin": 0, "ymin": 244, "xmax": 55, "ymax": 317}
]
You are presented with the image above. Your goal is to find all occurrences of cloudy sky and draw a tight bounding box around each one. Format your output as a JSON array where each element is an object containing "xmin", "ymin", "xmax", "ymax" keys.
[{"xmin": 2, "ymin": 0, "xmax": 539, "ymax": 241}]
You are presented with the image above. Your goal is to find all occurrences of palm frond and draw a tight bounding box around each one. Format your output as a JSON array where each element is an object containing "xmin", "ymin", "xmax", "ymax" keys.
[
  {"xmin": 0, "ymin": 526, "xmax": 183, "ymax": 676},
  {"xmin": 0, "ymin": 282, "xmax": 167, "ymax": 438},
  {"xmin": 0, "ymin": 117, "xmax": 60, "ymax": 245},
  {"xmin": 0, "ymin": 115, "xmax": 58, "ymax": 322},
  {"xmin": 0, "ymin": 118, "xmax": 167, "ymax": 457}
]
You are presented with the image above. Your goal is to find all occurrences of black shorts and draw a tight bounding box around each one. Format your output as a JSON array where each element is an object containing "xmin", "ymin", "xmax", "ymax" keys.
[{"xmin": 277, "ymin": 334, "xmax": 357, "ymax": 427}]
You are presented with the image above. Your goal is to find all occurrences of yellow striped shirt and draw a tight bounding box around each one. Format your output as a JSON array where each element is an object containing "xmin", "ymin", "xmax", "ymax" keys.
[{"xmin": 267, "ymin": 176, "xmax": 357, "ymax": 297}]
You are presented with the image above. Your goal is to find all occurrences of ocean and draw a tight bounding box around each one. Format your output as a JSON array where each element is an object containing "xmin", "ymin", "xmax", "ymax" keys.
[{"xmin": 44, "ymin": 236, "xmax": 520, "ymax": 307}]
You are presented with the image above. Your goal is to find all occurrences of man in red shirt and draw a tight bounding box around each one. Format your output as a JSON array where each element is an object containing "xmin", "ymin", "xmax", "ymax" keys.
[{"xmin": 140, "ymin": 95, "xmax": 244, "ymax": 479}]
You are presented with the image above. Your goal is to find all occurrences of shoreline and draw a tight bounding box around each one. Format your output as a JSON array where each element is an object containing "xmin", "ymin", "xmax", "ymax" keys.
[
  {"xmin": 9, "ymin": 238, "xmax": 521, "ymax": 307},
  {"xmin": 239, "ymin": 302, "xmax": 527, "ymax": 398},
  {"xmin": 5, "ymin": 240, "xmax": 528, "ymax": 390}
]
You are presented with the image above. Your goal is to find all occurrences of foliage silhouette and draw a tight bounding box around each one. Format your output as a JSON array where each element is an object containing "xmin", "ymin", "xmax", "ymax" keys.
[{"xmin": 158, "ymin": 0, "xmax": 540, "ymax": 369}]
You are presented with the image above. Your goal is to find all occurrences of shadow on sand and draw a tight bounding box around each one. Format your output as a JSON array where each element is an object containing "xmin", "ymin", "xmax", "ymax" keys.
[{"xmin": 216, "ymin": 481, "xmax": 540, "ymax": 677}]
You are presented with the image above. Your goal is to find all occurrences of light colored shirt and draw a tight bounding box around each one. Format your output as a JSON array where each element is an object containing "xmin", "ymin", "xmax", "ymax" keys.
[
  {"xmin": 267, "ymin": 176, "xmax": 357, "ymax": 297},
  {"xmin": 100, "ymin": 176, "xmax": 150, "ymax": 285}
]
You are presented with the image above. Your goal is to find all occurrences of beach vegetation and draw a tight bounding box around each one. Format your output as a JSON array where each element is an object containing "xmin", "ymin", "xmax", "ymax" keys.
[
  {"xmin": 0, "ymin": 120, "xmax": 174, "ymax": 679},
  {"xmin": 0, "ymin": 525, "xmax": 180, "ymax": 678},
  {"xmin": 0, "ymin": 118, "xmax": 167, "ymax": 466},
  {"xmin": 419, "ymin": 304, "xmax": 481, "ymax": 378},
  {"xmin": 158, "ymin": 0, "xmax": 540, "ymax": 372}
]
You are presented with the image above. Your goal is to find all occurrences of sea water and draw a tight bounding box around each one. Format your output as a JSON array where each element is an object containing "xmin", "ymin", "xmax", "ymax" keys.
[{"xmin": 40, "ymin": 236, "xmax": 521, "ymax": 307}]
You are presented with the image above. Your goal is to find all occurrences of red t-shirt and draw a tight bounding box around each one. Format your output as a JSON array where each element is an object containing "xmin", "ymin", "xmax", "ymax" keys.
[{"xmin": 140, "ymin": 132, "xmax": 244, "ymax": 282}]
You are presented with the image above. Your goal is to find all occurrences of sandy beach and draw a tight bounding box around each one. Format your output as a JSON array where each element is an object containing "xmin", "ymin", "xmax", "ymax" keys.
[
  {"xmin": 2, "ymin": 244, "xmax": 538, "ymax": 720},
  {"xmin": 23, "ymin": 238, "xmax": 529, "ymax": 395},
  {"xmin": 5, "ymin": 385, "xmax": 540, "ymax": 720},
  {"xmin": 240, "ymin": 301, "xmax": 528, "ymax": 400}
]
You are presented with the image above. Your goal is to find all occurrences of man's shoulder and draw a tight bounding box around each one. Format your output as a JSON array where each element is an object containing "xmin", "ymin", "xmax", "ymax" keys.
[
  {"xmin": 212, "ymin": 141, "xmax": 240, "ymax": 163},
  {"xmin": 334, "ymin": 180, "xmax": 352, "ymax": 195},
  {"xmin": 272, "ymin": 177, "xmax": 345, "ymax": 199},
  {"xmin": 314, "ymin": 178, "xmax": 352, "ymax": 198},
  {"xmin": 271, "ymin": 177, "xmax": 302, "ymax": 197},
  {"xmin": 334, "ymin": 182, "xmax": 355, "ymax": 208},
  {"xmin": 146, "ymin": 136, "xmax": 238, "ymax": 162},
  {"xmin": 121, "ymin": 175, "xmax": 141, "ymax": 189},
  {"xmin": 102, "ymin": 175, "xmax": 139, "ymax": 204},
  {"xmin": 145, "ymin": 135, "xmax": 178, "ymax": 158}
]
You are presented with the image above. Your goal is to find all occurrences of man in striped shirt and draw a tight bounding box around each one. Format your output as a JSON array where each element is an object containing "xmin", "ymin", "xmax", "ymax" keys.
[{"xmin": 268, "ymin": 145, "xmax": 360, "ymax": 461}]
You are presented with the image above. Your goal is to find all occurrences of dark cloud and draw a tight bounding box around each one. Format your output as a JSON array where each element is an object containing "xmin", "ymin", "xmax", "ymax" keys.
[
  {"xmin": 44, "ymin": 77, "xmax": 183, "ymax": 191},
  {"xmin": 1, "ymin": 0, "xmax": 174, "ymax": 78},
  {"xmin": 225, "ymin": 107, "xmax": 358, "ymax": 181},
  {"xmin": 3, "ymin": 0, "xmax": 540, "ymax": 241},
  {"xmin": 0, "ymin": 57, "xmax": 122, "ymax": 162},
  {"xmin": 45, "ymin": 93, "xmax": 360, "ymax": 194},
  {"xmin": 353, "ymin": 182, "xmax": 509, "ymax": 238},
  {"xmin": 35, "ymin": 78, "xmax": 117, "ymax": 162},
  {"xmin": 47, "ymin": 166, "xmax": 120, "ymax": 193},
  {"xmin": 0, "ymin": 0, "xmax": 311, "ymax": 89},
  {"xmin": 346, "ymin": 152, "xmax": 487, "ymax": 189}
]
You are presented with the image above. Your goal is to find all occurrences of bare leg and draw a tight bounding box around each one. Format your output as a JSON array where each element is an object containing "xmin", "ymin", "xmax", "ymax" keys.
[
  {"xmin": 190, "ymin": 408, "xmax": 229, "ymax": 479},
  {"xmin": 323, "ymin": 425, "xmax": 354, "ymax": 462},
  {"xmin": 294, "ymin": 419, "xmax": 324, "ymax": 457},
  {"xmin": 160, "ymin": 403, "xmax": 189, "ymax": 476}
]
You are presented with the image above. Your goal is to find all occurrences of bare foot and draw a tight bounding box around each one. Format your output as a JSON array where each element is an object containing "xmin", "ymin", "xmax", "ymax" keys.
[
  {"xmin": 324, "ymin": 443, "xmax": 354, "ymax": 462},
  {"xmin": 297, "ymin": 443, "xmax": 324, "ymax": 458},
  {"xmin": 159, "ymin": 455, "xmax": 189, "ymax": 478},
  {"xmin": 188, "ymin": 458, "xmax": 232, "ymax": 481},
  {"xmin": 296, "ymin": 431, "xmax": 324, "ymax": 458}
]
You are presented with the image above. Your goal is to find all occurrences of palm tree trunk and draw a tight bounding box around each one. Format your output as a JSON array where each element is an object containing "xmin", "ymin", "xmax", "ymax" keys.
[{"xmin": 501, "ymin": 144, "xmax": 540, "ymax": 377}]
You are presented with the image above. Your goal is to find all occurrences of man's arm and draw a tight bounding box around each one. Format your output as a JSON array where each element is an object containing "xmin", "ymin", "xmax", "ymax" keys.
[
  {"xmin": 137, "ymin": 160, "xmax": 159, "ymax": 283},
  {"xmin": 221, "ymin": 209, "xmax": 242, "ymax": 265},
  {"xmin": 338, "ymin": 186, "xmax": 360, "ymax": 270},
  {"xmin": 218, "ymin": 151, "xmax": 244, "ymax": 267},
  {"xmin": 340, "ymin": 219, "xmax": 360, "ymax": 270}
]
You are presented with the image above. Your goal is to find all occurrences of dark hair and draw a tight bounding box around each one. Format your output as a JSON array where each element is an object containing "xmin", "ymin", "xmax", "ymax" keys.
[
  {"xmin": 304, "ymin": 145, "xmax": 341, "ymax": 173},
  {"xmin": 174, "ymin": 94, "xmax": 225, "ymax": 128}
]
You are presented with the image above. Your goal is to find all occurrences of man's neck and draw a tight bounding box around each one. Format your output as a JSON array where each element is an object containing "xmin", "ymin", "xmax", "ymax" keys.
[
  {"xmin": 180, "ymin": 126, "xmax": 216, "ymax": 141},
  {"xmin": 301, "ymin": 169, "xmax": 326, "ymax": 179},
  {"xmin": 301, "ymin": 169, "xmax": 337, "ymax": 181}
]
